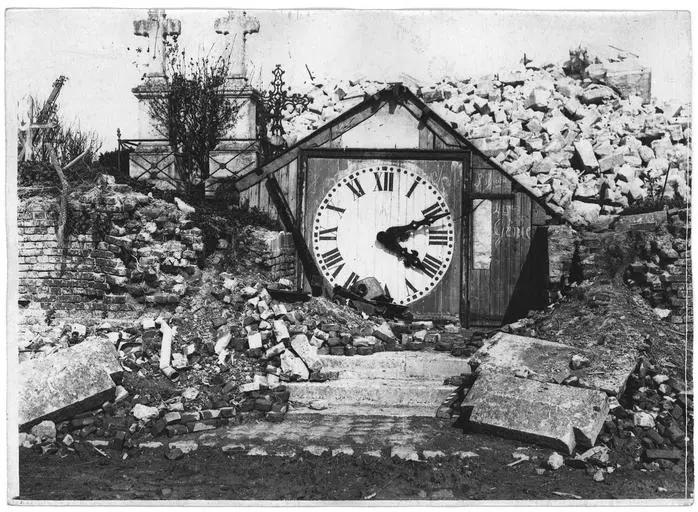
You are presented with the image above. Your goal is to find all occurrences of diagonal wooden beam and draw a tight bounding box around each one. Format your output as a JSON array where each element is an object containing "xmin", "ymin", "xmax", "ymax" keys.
[{"xmin": 234, "ymin": 97, "xmax": 388, "ymax": 192}]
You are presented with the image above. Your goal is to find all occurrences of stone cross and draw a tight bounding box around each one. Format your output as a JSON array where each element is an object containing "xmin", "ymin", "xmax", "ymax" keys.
[
  {"xmin": 133, "ymin": 9, "xmax": 182, "ymax": 78},
  {"xmin": 214, "ymin": 11, "xmax": 260, "ymax": 79}
]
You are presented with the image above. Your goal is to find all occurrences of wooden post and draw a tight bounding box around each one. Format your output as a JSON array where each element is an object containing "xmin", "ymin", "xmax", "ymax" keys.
[{"xmin": 265, "ymin": 175, "xmax": 324, "ymax": 296}]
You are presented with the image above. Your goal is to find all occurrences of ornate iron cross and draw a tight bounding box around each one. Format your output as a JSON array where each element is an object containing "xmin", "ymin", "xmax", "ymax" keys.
[{"xmin": 260, "ymin": 65, "xmax": 311, "ymax": 147}]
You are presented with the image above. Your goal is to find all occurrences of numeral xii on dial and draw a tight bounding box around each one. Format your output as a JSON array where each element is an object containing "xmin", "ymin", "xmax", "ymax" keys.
[{"xmin": 373, "ymin": 171, "xmax": 394, "ymax": 191}]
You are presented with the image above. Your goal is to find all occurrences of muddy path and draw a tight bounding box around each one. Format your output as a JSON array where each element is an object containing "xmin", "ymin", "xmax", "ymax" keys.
[{"xmin": 17, "ymin": 440, "xmax": 692, "ymax": 502}]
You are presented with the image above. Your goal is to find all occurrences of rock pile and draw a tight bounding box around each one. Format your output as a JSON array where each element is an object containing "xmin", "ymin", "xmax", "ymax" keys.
[
  {"xmin": 284, "ymin": 48, "xmax": 690, "ymax": 226},
  {"xmin": 210, "ymin": 274, "xmax": 477, "ymax": 375},
  {"xmin": 595, "ymin": 359, "xmax": 691, "ymax": 474}
]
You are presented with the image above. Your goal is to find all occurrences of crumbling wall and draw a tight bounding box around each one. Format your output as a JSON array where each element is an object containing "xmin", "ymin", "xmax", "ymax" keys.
[
  {"xmin": 17, "ymin": 177, "xmax": 205, "ymax": 341},
  {"xmin": 547, "ymin": 209, "xmax": 692, "ymax": 331},
  {"xmin": 268, "ymin": 232, "xmax": 295, "ymax": 283},
  {"xmin": 18, "ymin": 196, "xmax": 134, "ymax": 329}
]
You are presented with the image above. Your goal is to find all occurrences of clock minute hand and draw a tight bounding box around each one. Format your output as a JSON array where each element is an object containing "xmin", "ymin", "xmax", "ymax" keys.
[{"xmin": 383, "ymin": 212, "xmax": 449, "ymax": 242}]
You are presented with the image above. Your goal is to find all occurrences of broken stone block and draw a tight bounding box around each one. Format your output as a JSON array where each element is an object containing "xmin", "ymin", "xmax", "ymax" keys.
[
  {"xmin": 570, "ymin": 354, "xmax": 590, "ymax": 370},
  {"xmin": 280, "ymin": 350, "xmax": 309, "ymax": 381},
  {"xmin": 132, "ymin": 404, "xmax": 159, "ymax": 421},
  {"xmin": 473, "ymin": 332, "xmax": 636, "ymax": 396},
  {"xmin": 18, "ymin": 337, "xmax": 121, "ymax": 429},
  {"xmin": 247, "ymin": 332, "xmax": 262, "ymax": 350},
  {"xmin": 463, "ymin": 372, "xmax": 609, "ymax": 454},
  {"xmin": 240, "ymin": 382, "xmax": 260, "ymax": 393},
  {"xmin": 573, "ymin": 140, "xmax": 599, "ymax": 171},
  {"xmin": 30, "ymin": 420, "xmax": 56, "ymax": 442},
  {"xmin": 182, "ymin": 387, "xmax": 199, "ymax": 401},
  {"xmin": 352, "ymin": 335, "xmax": 377, "ymax": 347},
  {"xmin": 372, "ymin": 322, "xmax": 397, "ymax": 343},
  {"xmin": 263, "ymin": 342, "xmax": 286, "ymax": 360},
  {"xmin": 273, "ymin": 320, "xmax": 290, "ymax": 342},
  {"xmin": 633, "ymin": 411, "xmax": 655, "ymax": 428},
  {"xmin": 290, "ymin": 334, "xmax": 322, "ymax": 372},
  {"xmin": 241, "ymin": 286, "xmax": 258, "ymax": 298},
  {"xmin": 598, "ymin": 153, "xmax": 624, "ymax": 173},
  {"xmin": 580, "ymin": 85, "xmax": 617, "ymax": 105},
  {"xmin": 547, "ymin": 452, "xmax": 565, "ymax": 470},
  {"xmin": 163, "ymin": 412, "xmax": 181, "ymax": 424},
  {"xmin": 525, "ymin": 88, "xmax": 551, "ymax": 111},
  {"xmin": 390, "ymin": 445, "xmax": 419, "ymax": 461}
]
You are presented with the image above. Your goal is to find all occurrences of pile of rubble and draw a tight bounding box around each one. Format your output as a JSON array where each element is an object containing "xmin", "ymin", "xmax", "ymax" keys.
[
  {"xmin": 17, "ymin": 175, "xmax": 205, "ymax": 346},
  {"xmin": 286, "ymin": 47, "xmax": 690, "ymax": 226},
  {"xmin": 209, "ymin": 272, "xmax": 485, "ymax": 379},
  {"xmin": 601, "ymin": 359, "xmax": 690, "ymax": 471},
  {"xmin": 17, "ymin": 313, "xmax": 293, "ymax": 456},
  {"xmin": 541, "ymin": 357, "xmax": 690, "ymax": 482}
]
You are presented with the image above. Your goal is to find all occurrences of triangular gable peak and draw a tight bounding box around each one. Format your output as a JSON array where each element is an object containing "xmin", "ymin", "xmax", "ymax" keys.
[{"xmin": 235, "ymin": 84, "xmax": 558, "ymax": 219}]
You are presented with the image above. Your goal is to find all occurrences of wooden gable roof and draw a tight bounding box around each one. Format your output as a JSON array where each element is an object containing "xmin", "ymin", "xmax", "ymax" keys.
[{"xmin": 234, "ymin": 84, "xmax": 558, "ymax": 217}]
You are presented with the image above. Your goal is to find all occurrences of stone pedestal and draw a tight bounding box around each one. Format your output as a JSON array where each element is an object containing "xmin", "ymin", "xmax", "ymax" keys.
[
  {"xmin": 129, "ymin": 80, "xmax": 177, "ymax": 189},
  {"xmin": 207, "ymin": 84, "xmax": 261, "ymax": 196}
]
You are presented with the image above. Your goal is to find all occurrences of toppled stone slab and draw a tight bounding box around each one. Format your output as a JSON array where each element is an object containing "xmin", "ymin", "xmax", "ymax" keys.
[
  {"xmin": 290, "ymin": 334, "xmax": 322, "ymax": 372},
  {"xmin": 472, "ymin": 332, "xmax": 637, "ymax": 396},
  {"xmin": 18, "ymin": 337, "xmax": 122, "ymax": 429},
  {"xmin": 281, "ymin": 350, "xmax": 310, "ymax": 381},
  {"xmin": 463, "ymin": 372, "xmax": 609, "ymax": 454}
]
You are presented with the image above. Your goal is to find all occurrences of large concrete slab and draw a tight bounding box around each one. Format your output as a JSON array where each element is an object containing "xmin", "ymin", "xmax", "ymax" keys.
[
  {"xmin": 462, "ymin": 372, "xmax": 609, "ymax": 454},
  {"xmin": 472, "ymin": 332, "xmax": 637, "ymax": 396},
  {"xmin": 18, "ymin": 337, "xmax": 122, "ymax": 429}
]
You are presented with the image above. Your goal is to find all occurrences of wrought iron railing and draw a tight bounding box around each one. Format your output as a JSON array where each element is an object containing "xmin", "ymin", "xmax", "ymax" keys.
[{"xmin": 117, "ymin": 134, "xmax": 259, "ymax": 190}]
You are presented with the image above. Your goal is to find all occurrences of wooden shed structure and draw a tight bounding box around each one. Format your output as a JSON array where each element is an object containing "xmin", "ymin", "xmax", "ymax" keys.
[{"xmin": 235, "ymin": 84, "xmax": 559, "ymax": 327}]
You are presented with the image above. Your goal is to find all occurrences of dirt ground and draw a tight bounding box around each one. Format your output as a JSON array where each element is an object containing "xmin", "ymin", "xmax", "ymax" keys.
[{"xmin": 17, "ymin": 433, "xmax": 693, "ymax": 502}]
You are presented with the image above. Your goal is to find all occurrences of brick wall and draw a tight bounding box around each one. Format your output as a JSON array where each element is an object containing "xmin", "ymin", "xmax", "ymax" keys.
[
  {"xmin": 268, "ymin": 232, "xmax": 295, "ymax": 282},
  {"xmin": 17, "ymin": 177, "xmax": 204, "ymax": 339},
  {"xmin": 548, "ymin": 209, "xmax": 692, "ymax": 333},
  {"xmin": 18, "ymin": 198, "xmax": 134, "ymax": 330}
]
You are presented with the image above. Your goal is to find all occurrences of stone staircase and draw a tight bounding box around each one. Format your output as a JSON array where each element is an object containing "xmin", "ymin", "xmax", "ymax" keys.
[{"xmin": 286, "ymin": 351, "xmax": 469, "ymax": 417}]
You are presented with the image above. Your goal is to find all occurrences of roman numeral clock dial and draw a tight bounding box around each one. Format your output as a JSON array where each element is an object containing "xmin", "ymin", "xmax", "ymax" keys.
[{"xmin": 312, "ymin": 165, "xmax": 455, "ymax": 305}]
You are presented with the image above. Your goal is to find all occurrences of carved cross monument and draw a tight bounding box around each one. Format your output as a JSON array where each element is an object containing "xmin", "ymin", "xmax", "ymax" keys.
[
  {"xmin": 214, "ymin": 11, "xmax": 260, "ymax": 81},
  {"xmin": 133, "ymin": 9, "xmax": 181, "ymax": 79},
  {"xmin": 208, "ymin": 11, "xmax": 262, "ymax": 196},
  {"xmin": 130, "ymin": 9, "xmax": 181, "ymax": 189}
]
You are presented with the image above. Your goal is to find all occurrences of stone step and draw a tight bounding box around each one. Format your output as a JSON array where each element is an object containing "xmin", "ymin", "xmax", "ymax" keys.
[
  {"xmin": 318, "ymin": 352, "xmax": 470, "ymax": 380},
  {"xmin": 287, "ymin": 377, "xmax": 456, "ymax": 410},
  {"xmin": 288, "ymin": 404, "xmax": 439, "ymax": 417}
]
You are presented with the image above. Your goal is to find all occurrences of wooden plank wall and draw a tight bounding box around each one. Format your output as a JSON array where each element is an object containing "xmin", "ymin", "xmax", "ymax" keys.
[
  {"xmin": 240, "ymin": 159, "xmax": 299, "ymax": 220},
  {"xmin": 467, "ymin": 154, "xmax": 534, "ymax": 326},
  {"xmin": 239, "ymin": 108, "xmax": 547, "ymax": 326}
]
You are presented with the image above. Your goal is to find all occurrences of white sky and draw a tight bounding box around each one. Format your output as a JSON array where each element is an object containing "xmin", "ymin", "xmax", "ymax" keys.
[{"xmin": 6, "ymin": 9, "xmax": 692, "ymax": 150}]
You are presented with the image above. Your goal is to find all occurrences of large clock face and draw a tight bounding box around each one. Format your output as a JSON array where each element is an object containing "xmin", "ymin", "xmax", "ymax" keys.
[{"xmin": 311, "ymin": 164, "xmax": 456, "ymax": 305}]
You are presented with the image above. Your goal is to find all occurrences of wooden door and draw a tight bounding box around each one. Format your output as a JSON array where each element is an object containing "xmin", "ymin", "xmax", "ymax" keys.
[
  {"xmin": 467, "ymin": 156, "xmax": 535, "ymax": 326},
  {"xmin": 301, "ymin": 150, "xmax": 464, "ymax": 321}
]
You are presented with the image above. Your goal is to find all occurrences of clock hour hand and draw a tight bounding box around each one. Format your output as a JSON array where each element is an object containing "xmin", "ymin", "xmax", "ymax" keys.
[{"xmin": 376, "ymin": 230, "xmax": 426, "ymax": 271}]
